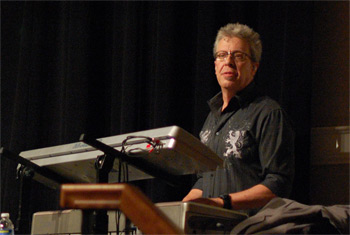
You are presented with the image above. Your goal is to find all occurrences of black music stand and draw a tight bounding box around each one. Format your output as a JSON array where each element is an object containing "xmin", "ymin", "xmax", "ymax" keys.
[{"xmin": 79, "ymin": 134, "xmax": 183, "ymax": 234}]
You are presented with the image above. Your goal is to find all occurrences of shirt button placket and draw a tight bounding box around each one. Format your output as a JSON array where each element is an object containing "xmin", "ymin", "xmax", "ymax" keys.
[{"xmin": 214, "ymin": 131, "xmax": 221, "ymax": 153}]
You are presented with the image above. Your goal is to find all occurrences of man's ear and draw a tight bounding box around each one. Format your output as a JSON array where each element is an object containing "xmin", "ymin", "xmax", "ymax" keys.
[{"xmin": 252, "ymin": 63, "xmax": 259, "ymax": 71}]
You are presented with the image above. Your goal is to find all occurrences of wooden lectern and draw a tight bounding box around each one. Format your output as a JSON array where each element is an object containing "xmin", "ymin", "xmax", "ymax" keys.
[{"xmin": 60, "ymin": 183, "xmax": 182, "ymax": 234}]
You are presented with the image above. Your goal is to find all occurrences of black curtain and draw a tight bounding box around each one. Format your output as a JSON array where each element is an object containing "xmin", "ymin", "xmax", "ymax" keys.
[{"xmin": 2, "ymin": 1, "xmax": 313, "ymax": 233}]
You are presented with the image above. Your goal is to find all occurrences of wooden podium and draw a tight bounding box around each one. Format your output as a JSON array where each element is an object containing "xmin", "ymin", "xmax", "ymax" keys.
[{"xmin": 60, "ymin": 183, "xmax": 182, "ymax": 234}]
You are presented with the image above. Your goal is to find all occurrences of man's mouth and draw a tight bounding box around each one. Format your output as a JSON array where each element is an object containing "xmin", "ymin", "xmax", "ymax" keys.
[{"xmin": 222, "ymin": 71, "xmax": 238, "ymax": 78}]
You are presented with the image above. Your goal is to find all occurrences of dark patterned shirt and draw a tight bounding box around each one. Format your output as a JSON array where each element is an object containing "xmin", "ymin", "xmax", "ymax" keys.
[{"xmin": 192, "ymin": 82, "xmax": 295, "ymax": 215}]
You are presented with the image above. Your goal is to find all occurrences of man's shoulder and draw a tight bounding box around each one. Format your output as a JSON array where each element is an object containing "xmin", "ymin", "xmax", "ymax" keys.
[{"xmin": 248, "ymin": 95, "xmax": 283, "ymax": 114}]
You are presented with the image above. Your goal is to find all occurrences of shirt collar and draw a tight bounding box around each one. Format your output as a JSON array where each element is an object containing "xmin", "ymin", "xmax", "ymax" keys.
[{"xmin": 208, "ymin": 81, "xmax": 259, "ymax": 114}]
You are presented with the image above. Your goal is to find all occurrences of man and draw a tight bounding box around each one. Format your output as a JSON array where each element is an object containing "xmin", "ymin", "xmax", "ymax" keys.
[{"xmin": 183, "ymin": 23, "xmax": 295, "ymax": 216}]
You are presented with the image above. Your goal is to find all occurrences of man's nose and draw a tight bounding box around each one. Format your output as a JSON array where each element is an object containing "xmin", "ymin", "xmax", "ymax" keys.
[{"xmin": 226, "ymin": 55, "xmax": 237, "ymax": 67}]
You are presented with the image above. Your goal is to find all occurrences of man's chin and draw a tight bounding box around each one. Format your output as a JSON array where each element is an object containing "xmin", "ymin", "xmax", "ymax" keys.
[
  {"xmin": 220, "ymin": 78, "xmax": 238, "ymax": 87},
  {"xmin": 223, "ymin": 75, "xmax": 238, "ymax": 81},
  {"xmin": 224, "ymin": 78, "xmax": 236, "ymax": 83}
]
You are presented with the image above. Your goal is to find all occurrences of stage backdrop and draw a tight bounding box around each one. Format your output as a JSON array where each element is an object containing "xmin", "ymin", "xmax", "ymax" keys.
[{"xmin": 2, "ymin": 1, "xmax": 313, "ymax": 233}]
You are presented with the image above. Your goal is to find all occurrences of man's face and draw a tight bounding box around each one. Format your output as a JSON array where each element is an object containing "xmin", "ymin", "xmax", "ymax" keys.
[{"xmin": 214, "ymin": 36, "xmax": 259, "ymax": 94}]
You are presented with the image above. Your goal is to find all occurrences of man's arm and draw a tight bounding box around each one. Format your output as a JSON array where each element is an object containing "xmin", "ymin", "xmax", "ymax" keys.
[
  {"xmin": 183, "ymin": 184, "xmax": 276, "ymax": 210},
  {"xmin": 182, "ymin": 188, "xmax": 203, "ymax": 201}
]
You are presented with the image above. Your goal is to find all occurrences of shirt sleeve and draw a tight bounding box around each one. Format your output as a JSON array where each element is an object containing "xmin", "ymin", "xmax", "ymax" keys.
[
  {"xmin": 258, "ymin": 108, "xmax": 295, "ymax": 198},
  {"xmin": 192, "ymin": 172, "xmax": 203, "ymax": 190}
]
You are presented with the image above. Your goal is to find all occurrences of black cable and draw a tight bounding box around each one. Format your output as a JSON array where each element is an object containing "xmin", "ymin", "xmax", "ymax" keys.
[
  {"xmin": 114, "ymin": 135, "xmax": 161, "ymax": 234},
  {"xmin": 121, "ymin": 136, "xmax": 158, "ymax": 153},
  {"xmin": 125, "ymin": 164, "xmax": 129, "ymax": 182}
]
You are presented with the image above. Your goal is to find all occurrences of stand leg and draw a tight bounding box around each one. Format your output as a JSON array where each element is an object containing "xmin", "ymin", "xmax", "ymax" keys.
[
  {"xmin": 82, "ymin": 210, "xmax": 108, "ymax": 234},
  {"xmin": 15, "ymin": 164, "xmax": 34, "ymax": 234},
  {"xmin": 81, "ymin": 154, "xmax": 111, "ymax": 234}
]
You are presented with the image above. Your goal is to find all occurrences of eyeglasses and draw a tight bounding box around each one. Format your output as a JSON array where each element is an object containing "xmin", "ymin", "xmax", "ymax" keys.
[{"xmin": 214, "ymin": 50, "xmax": 252, "ymax": 63}]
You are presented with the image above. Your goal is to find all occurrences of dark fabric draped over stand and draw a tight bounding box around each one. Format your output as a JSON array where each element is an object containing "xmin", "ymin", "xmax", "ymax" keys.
[{"xmin": 2, "ymin": 1, "xmax": 313, "ymax": 233}]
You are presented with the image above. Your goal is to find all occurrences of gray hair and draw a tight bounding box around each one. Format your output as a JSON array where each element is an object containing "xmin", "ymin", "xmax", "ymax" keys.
[{"xmin": 213, "ymin": 23, "xmax": 262, "ymax": 62}]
